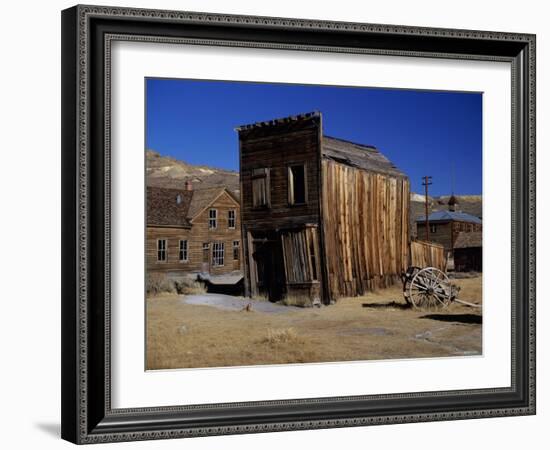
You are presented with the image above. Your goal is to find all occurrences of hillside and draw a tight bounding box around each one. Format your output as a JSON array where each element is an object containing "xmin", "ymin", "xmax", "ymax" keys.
[{"xmin": 146, "ymin": 150, "xmax": 239, "ymax": 194}]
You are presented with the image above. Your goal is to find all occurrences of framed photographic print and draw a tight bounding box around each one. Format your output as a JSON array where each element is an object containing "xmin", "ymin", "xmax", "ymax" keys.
[{"xmin": 61, "ymin": 4, "xmax": 536, "ymax": 444}]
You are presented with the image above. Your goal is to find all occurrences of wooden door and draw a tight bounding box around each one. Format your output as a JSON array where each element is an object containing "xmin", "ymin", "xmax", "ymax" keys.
[{"xmin": 202, "ymin": 243, "xmax": 210, "ymax": 273}]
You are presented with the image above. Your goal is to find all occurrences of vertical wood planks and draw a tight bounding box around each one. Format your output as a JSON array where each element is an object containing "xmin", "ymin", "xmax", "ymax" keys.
[{"xmin": 322, "ymin": 160, "xmax": 410, "ymax": 299}]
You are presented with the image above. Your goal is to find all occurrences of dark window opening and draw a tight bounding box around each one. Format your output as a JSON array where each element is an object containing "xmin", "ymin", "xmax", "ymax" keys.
[
  {"xmin": 233, "ymin": 240, "xmax": 240, "ymax": 261},
  {"xmin": 289, "ymin": 165, "xmax": 306, "ymax": 205}
]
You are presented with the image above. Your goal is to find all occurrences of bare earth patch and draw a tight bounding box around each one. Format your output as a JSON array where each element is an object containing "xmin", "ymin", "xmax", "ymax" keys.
[{"xmin": 146, "ymin": 276, "xmax": 482, "ymax": 370}]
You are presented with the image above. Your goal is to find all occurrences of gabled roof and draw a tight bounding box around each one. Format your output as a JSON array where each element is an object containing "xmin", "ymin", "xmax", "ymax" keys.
[
  {"xmin": 147, "ymin": 185, "xmax": 239, "ymax": 228},
  {"xmin": 322, "ymin": 136, "xmax": 406, "ymax": 177},
  {"xmin": 454, "ymin": 231, "xmax": 482, "ymax": 249},
  {"xmin": 147, "ymin": 186, "xmax": 193, "ymax": 228},
  {"xmin": 416, "ymin": 210, "xmax": 482, "ymax": 224},
  {"xmin": 187, "ymin": 186, "xmax": 239, "ymax": 220}
]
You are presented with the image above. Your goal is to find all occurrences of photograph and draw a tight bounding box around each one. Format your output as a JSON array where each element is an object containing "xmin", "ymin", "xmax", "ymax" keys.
[{"xmin": 145, "ymin": 79, "xmax": 484, "ymax": 370}]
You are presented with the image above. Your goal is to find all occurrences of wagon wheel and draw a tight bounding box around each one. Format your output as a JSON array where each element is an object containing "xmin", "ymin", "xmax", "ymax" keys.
[
  {"xmin": 402, "ymin": 266, "xmax": 420, "ymax": 305},
  {"xmin": 408, "ymin": 267, "xmax": 452, "ymax": 310}
]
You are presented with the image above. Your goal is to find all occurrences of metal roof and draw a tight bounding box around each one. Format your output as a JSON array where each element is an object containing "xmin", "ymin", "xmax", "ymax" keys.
[{"xmin": 415, "ymin": 210, "xmax": 482, "ymax": 224}]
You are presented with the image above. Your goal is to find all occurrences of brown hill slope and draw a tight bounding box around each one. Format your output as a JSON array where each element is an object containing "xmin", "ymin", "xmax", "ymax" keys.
[{"xmin": 146, "ymin": 150, "xmax": 239, "ymax": 194}]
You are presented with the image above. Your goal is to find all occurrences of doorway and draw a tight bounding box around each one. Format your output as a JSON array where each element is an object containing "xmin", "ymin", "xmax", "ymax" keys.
[{"xmin": 252, "ymin": 232, "xmax": 285, "ymax": 302}]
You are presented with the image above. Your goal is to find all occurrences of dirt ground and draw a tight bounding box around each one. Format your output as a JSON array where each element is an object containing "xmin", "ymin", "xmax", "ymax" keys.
[{"xmin": 146, "ymin": 276, "xmax": 482, "ymax": 370}]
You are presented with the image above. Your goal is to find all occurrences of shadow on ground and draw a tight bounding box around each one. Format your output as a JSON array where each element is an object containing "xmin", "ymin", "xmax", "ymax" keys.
[
  {"xmin": 361, "ymin": 301, "xmax": 411, "ymax": 310},
  {"xmin": 35, "ymin": 423, "xmax": 60, "ymax": 438},
  {"xmin": 419, "ymin": 314, "xmax": 482, "ymax": 324}
]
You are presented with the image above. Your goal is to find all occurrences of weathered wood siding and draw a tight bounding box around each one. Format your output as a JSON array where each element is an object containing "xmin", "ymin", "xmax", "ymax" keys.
[
  {"xmin": 321, "ymin": 160, "xmax": 410, "ymax": 298},
  {"xmin": 147, "ymin": 191, "xmax": 242, "ymax": 276},
  {"xmin": 410, "ymin": 240, "xmax": 446, "ymax": 271},
  {"xmin": 240, "ymin": 126, "xmax": 321, "ymax": 231},
  {"xmin": 146, "ymin": 226, "xmax": 192, "ymax": 273}
]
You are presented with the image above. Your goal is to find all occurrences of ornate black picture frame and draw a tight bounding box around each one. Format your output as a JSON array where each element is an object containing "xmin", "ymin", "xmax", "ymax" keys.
[{"xmin": 61, "ymin": 4, "xmax": 536, "ymax": 444}]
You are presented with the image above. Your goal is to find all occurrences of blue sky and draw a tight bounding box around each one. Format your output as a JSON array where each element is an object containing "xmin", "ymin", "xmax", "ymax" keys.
[{"xmin": 146, "ymin": 78, "xmax": 482, "ymax": 196}]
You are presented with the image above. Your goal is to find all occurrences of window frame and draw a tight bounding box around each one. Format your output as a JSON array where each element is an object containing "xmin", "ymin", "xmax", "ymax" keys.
[
  {"xmin": 156, "ymin": 238, "xmax": 167, "ymax": 262},
  {"xmin": 288, "ymin": 163, "xmax": 308, "ymax": 206},
  {"xmin": 228, "ymin": 209, "xmax": 236, "ymax": 229},
  {"xmin": 212, "ymin": 241, "xmax": 225, "ymax": 267},
  {"xmin": 208, "ymin": 208, "xmax": 217, "ymax": 229},
  {"xmin": 251, "ymin": 167, "xmax": 271, "ymax": 208},
  {"xmin": 178, "ymin": 239, "xmax": 188, "ymax": 262}
]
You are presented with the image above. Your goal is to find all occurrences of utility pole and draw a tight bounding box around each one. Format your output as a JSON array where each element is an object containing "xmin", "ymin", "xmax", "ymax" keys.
[{"xmin": 422, "ymin": 176, "xmax": 432, "ymax": 242}]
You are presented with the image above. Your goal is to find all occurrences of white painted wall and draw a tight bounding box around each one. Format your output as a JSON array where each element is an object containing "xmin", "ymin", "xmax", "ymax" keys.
[{"xmin": 0, "ymin": 0, "xmax": 546, "ymax": 449}]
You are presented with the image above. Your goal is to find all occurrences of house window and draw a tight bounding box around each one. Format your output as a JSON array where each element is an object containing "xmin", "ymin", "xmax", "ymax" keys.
[
  {"xmin": 288, "ymin": 164, "xmax": 307, "ymax": 205},
  {"xmin": 176, "ymin": 194, "xmax": 183, "ymax": 204},
  {"xmin": 252, "ymin": 168, "xmax": 270, "ymax": 208},
  {"xmin": 233, "ymin": 240, "xmax": 240, "ymax": 261},
  {"xmin": 212, "ymin": 242, "xmax": 225, "ymax": 266},
  {"xmin": 157, "ymin": 239, "xmax": 167, "ymax": 262},
  {"xmin": 209, "ymin": 209, "xmax": 217, "ymax": 229},
  {"xmin": 179, "ymin": 240, "xmax": 188, "ymax": 262},
  {"xmin": 228, "ymin": 210, "xmax": 236, "ymax": 229},
  {"xmin": 430, "ymin": 224, "xmax": 437, "ymax": 234}
]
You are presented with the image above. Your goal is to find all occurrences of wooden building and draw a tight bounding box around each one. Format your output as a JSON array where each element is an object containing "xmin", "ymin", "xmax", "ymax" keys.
[
  {"xmin": 237, "ymin": 111, "xmax": 410, "ymax": 305},
  {"xmin": 146, "ymin": 183, "xmax": 242, "ymax": 278},
  {"xmin": 453, "ymin": 231, "xmax": 482, "ymax": 272},
  {"xmin": 416, "ymin": 202, "xmax": 482, "ymax": 270}
]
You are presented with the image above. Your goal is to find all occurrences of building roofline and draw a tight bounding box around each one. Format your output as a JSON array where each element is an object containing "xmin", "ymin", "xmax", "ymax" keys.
[
  {"xmin": 188, "ymin": 187, "xmax": 240, "ymax": 223},
  {"xmin": 323, "ymin": 135, "xmax": 378, "ymax": 152},
  {"xmin": 235, "ymin": 111, "xmax": 321, "ymax": 132}
]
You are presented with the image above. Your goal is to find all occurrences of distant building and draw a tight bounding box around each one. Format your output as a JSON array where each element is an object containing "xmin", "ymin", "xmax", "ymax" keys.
[
  {"xmin": 416, "ymin": 197, "xmax": 482, "ymax": 271},
  {"xmin": 237, "ymin": 111, "xmax": 411, "ymax": 305},
  {"xmin": 453, "ymin": 231, "xmax": 482, "ymax": 272},
  {"xmin": 146, "ymin": 183, "xmax": 242, "ymax": 279}
]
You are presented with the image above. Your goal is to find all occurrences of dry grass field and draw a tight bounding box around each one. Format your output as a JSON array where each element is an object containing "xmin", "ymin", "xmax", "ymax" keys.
[{"xmin": 146, "ymin": 276, "xmax": 482, "ymax": 370}]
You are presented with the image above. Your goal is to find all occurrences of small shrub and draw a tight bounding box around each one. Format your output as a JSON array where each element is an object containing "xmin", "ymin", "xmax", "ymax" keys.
[
  {"xmin": 146, "ymin": 273, "xmax": 176, "ymax": 295},
  {"xmin": 174, "ymin": 278, "xmax": 206, "ymax": 295},
  {"xmin": 261, "ymin": 328, "xmax": 303, "ymax": 346}
]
